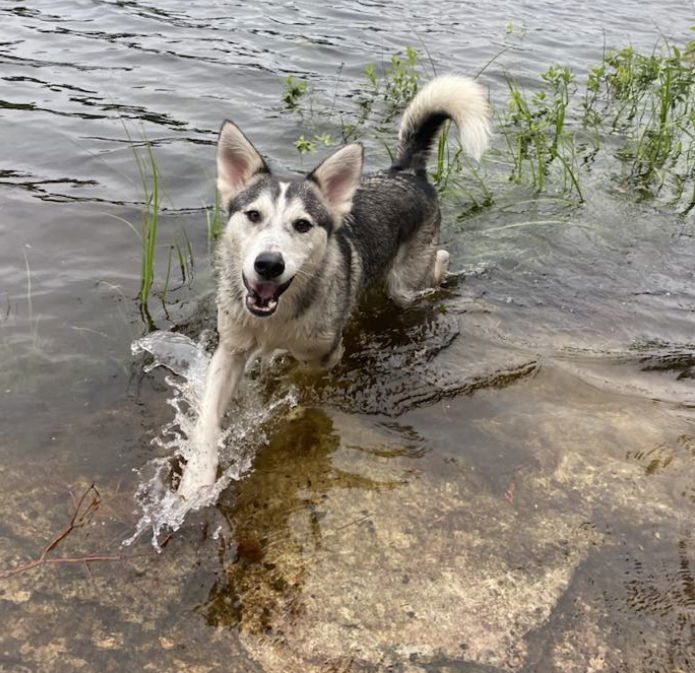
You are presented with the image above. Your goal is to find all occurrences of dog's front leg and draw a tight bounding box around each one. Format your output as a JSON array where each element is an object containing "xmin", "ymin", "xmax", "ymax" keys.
[{"xmin": 178, "ymin": 343, "xmax": 250, "ymax": 500}]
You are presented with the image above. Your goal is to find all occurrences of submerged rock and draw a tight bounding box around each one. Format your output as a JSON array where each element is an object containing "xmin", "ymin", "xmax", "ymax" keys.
[{"xmin": 199, "ymin": 379, "xmax": 695, "ymax": 672}]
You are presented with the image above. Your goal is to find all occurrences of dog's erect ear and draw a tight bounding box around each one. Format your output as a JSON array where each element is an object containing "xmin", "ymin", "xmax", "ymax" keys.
[
  {"xmin": 217, "ymin": 121, "xmax": 269, "ymax": 205},
  {"xmin": 307, "ymin": 143, "xmax": 363, "ymax": 220}
]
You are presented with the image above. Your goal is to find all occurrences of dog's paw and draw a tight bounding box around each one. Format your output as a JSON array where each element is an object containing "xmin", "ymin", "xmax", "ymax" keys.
[
  {"xmin": 177, "ymin": 465, "xmax": 217, "ymax": 501},
  {"xmin": 434, "ymin": 249, "xmax": 450, "ymax": 285}
]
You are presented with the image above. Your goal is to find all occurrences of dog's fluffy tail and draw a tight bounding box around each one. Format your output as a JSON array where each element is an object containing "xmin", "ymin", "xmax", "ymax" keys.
[{"xmin": 393, "ymin": 74, "xmax": 490, "ymax": 172}]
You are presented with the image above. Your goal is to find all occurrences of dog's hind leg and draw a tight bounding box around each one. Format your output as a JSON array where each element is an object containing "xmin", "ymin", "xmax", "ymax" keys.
[
  {"xmin": 178, "ymin": 342, "xmax": 251, "ymax": 500},
  {"xmin": 433, "ymin": 248, "xmax": 450, "ymax": 284},
  {"xmin": 387, "ymin": 212, "xmax": 448, "ymax": 306}
]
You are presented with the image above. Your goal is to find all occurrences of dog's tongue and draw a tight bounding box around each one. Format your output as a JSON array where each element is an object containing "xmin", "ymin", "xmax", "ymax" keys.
[{"xmin": 252, "ymin": 282, "xmax": 278, "ymax": 301}]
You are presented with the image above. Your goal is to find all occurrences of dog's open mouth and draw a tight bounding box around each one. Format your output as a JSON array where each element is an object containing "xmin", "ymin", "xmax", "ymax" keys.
[{"xmin": 242, "ymin": 274, "xmax": 293, "ymax": 317}]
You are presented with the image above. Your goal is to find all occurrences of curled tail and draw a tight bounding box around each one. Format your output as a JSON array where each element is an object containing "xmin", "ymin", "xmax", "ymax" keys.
[{"xmin": 393, "ymin": 74, "xmax": 491, "ymax": 172}]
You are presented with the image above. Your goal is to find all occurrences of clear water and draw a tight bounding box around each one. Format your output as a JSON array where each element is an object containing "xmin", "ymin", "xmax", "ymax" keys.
[
  {"xmin": 127, "ymin": 330, "xmax": 298, "ymax": 549},
  {"xmin": 1, "ymin": 2, "xmax": 695, "ymax": 672}
]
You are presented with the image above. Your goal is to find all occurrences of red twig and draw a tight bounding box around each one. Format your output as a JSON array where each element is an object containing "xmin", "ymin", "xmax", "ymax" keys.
[{"xmin": 0, "ymin": 484, "xmax": 124, "ymax": 580}]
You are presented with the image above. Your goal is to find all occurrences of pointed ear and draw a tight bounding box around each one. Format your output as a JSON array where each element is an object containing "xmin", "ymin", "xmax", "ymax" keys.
[
  {"xmin": 217, "ymin": 121, "xmax": 269, "ymax": 205},
  {"xmin": 307, "ymin": 143, "xmax": 363, "ymax": 219}
]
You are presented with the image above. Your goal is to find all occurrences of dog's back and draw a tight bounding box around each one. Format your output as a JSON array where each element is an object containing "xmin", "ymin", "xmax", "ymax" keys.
[
  {"xmin": 341, "ymin": 74, "xmax": 490, "ymax": 304},
  {"xmin": 341, "ymin": 169, "xmax": 439, "ymax": 286}
]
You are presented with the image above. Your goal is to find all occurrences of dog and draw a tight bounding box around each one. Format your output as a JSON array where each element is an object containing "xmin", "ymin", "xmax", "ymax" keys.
[{"xmin": 178, "ymin": 74, "xmax": 490, "ymax": 499}]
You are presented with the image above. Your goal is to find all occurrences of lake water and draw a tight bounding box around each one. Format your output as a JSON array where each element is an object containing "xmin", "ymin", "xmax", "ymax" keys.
[{"xmin": 1, "ymin": 1, "xmax": 695, "ymax": 672}]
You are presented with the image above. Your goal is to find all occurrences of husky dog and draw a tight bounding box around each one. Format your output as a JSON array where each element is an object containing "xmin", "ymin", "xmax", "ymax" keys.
[{"xmin": 178, "ymin": 74, "xmax": 490, "ymax": 498}]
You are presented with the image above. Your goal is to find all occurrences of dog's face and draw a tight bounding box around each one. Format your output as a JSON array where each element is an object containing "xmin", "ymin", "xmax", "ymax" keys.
[{"xmin": 217, "ymin": 122, "xmax": 363, "ymax": 317}]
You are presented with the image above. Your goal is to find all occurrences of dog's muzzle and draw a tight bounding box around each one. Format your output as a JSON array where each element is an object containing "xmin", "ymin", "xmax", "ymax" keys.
[{"xmin": 242, "ymin": 273, "xmax": 293, "ymax": 317}]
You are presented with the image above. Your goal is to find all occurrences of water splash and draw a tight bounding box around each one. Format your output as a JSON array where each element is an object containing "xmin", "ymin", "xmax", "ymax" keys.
[{"xmin": 126, "ymin": 330, "xmax": 297, "ymax": 550}]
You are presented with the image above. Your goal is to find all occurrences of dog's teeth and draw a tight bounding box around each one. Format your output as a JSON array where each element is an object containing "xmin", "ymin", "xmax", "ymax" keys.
[{"xmin": 268, "ymin": 299, "xmax": 277, "ymax": 310}]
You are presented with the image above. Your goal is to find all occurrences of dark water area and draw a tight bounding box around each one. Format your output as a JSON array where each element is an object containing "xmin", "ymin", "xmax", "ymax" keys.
[{"xmin": 1, "ymin": 1, "xmax": 695, "ymax": 672}]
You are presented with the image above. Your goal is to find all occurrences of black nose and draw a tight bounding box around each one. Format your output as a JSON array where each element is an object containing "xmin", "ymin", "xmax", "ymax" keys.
[{"xmin": 254, "ymin": 252, "xmax": 285, "ymax": 280}]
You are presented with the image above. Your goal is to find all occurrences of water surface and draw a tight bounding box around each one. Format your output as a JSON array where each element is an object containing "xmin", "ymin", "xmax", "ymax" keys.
[{"xmin": 1, "ymin": 1, "xmax": 694, "ymax": 671}]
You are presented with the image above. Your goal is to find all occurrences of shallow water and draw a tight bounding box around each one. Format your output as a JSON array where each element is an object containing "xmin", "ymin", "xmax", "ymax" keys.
[{"xmin": 2, "ymin": 1, "xmax": 695, "ymax": 671}]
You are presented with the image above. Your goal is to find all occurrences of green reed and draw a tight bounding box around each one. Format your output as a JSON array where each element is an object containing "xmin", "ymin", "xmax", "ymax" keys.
[
  {"xmin": 206, "ymin": 190, "xmax": 224, "ymax": 245},
  {"xmin": 581, "ymin": 34, "xmax": 694, "ymax": 210},
  {"xmin": 500, "ymin": 65, "xmax": 584, "ymax": 201},
  {"xmin": 125, "ymin": 132, "xmax": 197, "ymax": 323},
  {"xmin": 135, "ymin": 142, "xmax": 160, "ymax": 307}
]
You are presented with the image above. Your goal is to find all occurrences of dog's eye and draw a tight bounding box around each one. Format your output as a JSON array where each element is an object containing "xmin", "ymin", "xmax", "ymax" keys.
[
  {"xmin": 245, "ymin": 209, "xmax": 262, "ymax": 223},
  {"xmin": 293, "ymin": 218, "xmax": 313, "ymax": 233}
]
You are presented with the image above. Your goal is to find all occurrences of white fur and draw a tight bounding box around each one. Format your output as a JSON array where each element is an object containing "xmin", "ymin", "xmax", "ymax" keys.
[
  {"xmin": 231, "ymin": 182, "xmax": 327, "ymax": 289},
  {"xmin": 398, "ymin": 74, "xmax": 490, "ymax": 161}
]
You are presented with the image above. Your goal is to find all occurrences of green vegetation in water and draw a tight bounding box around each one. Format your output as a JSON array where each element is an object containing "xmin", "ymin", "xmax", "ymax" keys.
[
  {"xmin": 206, "ymin": 190, "xmax": 224, "ymax": 245},
  {"xmin": 126, "ymin": 34, "xmax": 695, "ymax": 324},
  {"xmin": 122, "ymin": 133, "xmax": 195, "ymax": 324},
  {"xmin": 132, "ymin": 141, "xmax": 161, "ymax": 308},
  {"xmin": 597, "ymin": 42, "xmax": 695, "ymax": 209},
  {"xmin": 282, "ymin": 47, "xmax": 423, "ymax": 154},
  {"xmin": 281, "ymin": 75, "xmax": 309, "ymax": 112},
  {"xmin": 500, "ymin": 32, "xmax": 695, "ymax": 210},
  {"xmin": 281, "ymin": 33, "xmax": 695, "ymax": 214},
  {"xmin": 501, "ymin": 65, "xmax": 584, "ymax": 201}
]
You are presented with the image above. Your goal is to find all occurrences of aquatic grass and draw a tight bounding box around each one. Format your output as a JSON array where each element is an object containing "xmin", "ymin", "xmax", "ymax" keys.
[
  {"xmin": 22, "ymin": 250, "xmax": 43, "ymax": 352},
  {"xmin": 580, "ymin": 34, "xmax": 695, "ymax": 209},
  {"xmin": 381, "ymin": 46, "xmax": 421, "ymax": 121},
  {"xmin": 23, "ymin": 250, "xmax": 34, "ymax": 339},
  {"xmin": 136, "ymin": 142, "xmax": 161, "ymax": 309},
  {"xmin": 496, "ymin": 33, "xmax": 695, "ymax": 210},
  {"xmin": 500, "ymin": 65, "xmax": 584, "ymax": 202},
  {"xmin": 432, "ymin": 122, "xmax": 461, "ymax": 193},
  {"xmin": 432, "ymin": 123, "xmax": 494, "ymax": 211},
  {"xmin": 120, "ymin": 126, "xmax": 204, "ymax": 326},
  {"xmin": 20, "ymin": 250, "xmax": 58, "ymax": 356},
  {"xmin": 284, "ymin": 47, "xmax": 426, "ymax": 156},
  {"xmin": 120, "ymin": 120, "xmax": 163, "ymax": 317},
  {"xmin": 206, "ymin": 190, "xmax": 224, "ymax": 245},
  {"xmin": 282, "ymin": 75, "xmax": 309, "ymax": 112},
  {"xmin": 0, "ymin": 252, "xmax": 52, "ymax": 383}
]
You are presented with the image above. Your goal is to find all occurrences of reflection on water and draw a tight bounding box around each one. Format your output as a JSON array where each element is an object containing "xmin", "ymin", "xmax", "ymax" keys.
[
  {"xmin": 270, "ymin": 295, "xmax": 541, "ymax": 416},
  {"xmin": 2, "ymin": 0, "xmax": 695, "ymax": 671}
]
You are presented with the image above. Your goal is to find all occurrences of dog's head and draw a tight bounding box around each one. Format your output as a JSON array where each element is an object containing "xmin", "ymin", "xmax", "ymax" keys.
[{"xmin": 216, "ymin": 121, "xmax": 363, "ymax": 318}]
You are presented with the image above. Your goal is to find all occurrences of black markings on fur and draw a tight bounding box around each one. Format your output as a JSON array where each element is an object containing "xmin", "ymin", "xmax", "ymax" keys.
[
  {"xmin": 226, "ymin": 176, "xmax": 279, "ymax": 214},
  {"xmin": 336, "ymin": 232, "xmax": 353, "ymax": 306},
  {"xmin": 286, "ymin": 181, "xmax": 335, "ymax": 234},
  {"xmin": 393, "ymin": 111, "xmax": 449, "ymax": 172},
  {"xmin": 342, "ymin": 169, "xmax": 439, "ymax": 289},
  {"xmin": 227, "ymin": 177, "xmax": 337, "ymax": 233}
]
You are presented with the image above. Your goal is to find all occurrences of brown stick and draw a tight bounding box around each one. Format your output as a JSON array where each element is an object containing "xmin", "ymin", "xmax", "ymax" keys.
[{"xmin": 0, "ymin": 484, "xmax": 124, "ymax": 580}]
